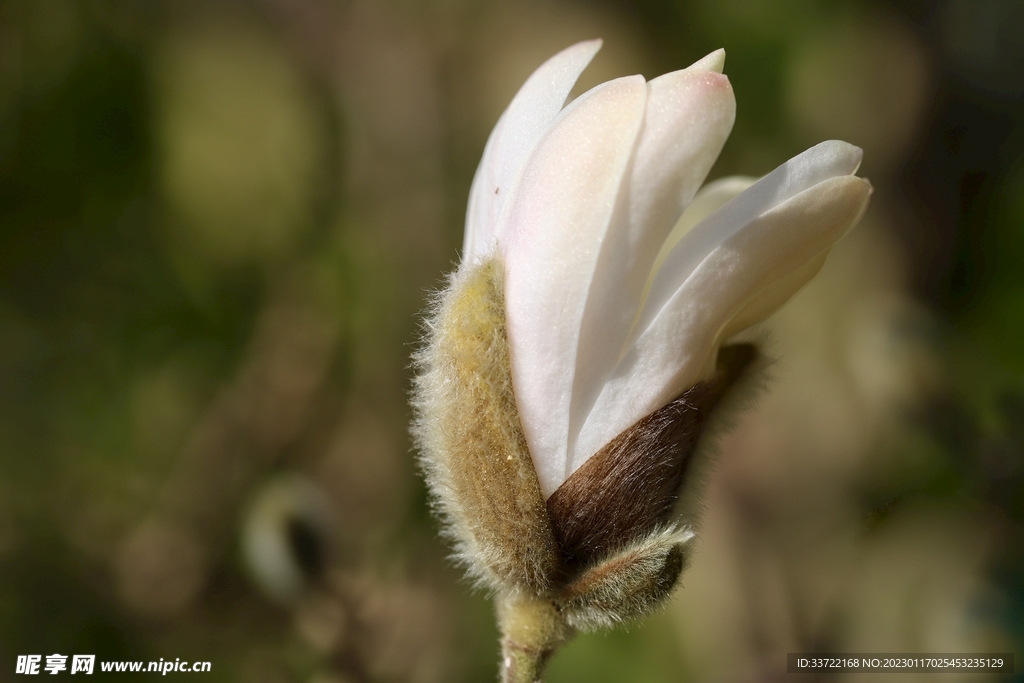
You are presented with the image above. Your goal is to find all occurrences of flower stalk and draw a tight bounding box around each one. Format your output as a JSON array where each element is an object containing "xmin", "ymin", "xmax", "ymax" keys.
[{"xmin": 497, "ymin": 596, "xmax": 572, "ymax": 683}]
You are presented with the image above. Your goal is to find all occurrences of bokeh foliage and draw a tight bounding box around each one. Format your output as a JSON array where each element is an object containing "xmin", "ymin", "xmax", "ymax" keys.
[{"xmin": 0, "ymin": 0, "xmax": 1022, "ymax": 681}]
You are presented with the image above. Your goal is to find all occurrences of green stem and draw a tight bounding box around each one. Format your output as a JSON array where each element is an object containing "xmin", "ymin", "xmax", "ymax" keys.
[{"xmin": 496, "ymin": 596, "xmax": 573, "ymax": 683}]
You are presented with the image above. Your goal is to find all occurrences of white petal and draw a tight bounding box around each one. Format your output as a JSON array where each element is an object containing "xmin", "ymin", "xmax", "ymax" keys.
[
  {"xmin": 572, "ymin": 175, "xmax": 871, "ymax": 470},
  {"xmin": 567, "ymin": 64, "xmax": 736, "ymax": 464},
  {"xmin": 651, "ymin": 175, "xmax": 755, "ymax": 276},
  {"xmin": 463, "ymin": 40, "xmax": 602, "ymax": 263},
  {"xmin": 639, "ymin": 140, "xmax": 863, "ymax": 334},
  {"xmin": 501, "ymin": 75, "xmax": 647, "ymax": 499},
  {"xmin": 688, "ymin": 48, "xmax": 726, "ymax": 73},
  {"xmin": 720, "ymin": 248, "xmax": 830, "ymax": 340}
]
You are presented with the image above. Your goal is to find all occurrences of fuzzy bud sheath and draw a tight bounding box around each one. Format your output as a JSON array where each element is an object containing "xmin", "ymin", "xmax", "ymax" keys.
[{"xmin": 412, "ymin": 257, "xmax": 754, "ymax": 683}]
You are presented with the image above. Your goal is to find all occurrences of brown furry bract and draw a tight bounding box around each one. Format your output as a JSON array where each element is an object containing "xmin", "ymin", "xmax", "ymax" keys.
[{"xmin": 546, "ymin": 344, "xmax": 756, "ymax": 569}]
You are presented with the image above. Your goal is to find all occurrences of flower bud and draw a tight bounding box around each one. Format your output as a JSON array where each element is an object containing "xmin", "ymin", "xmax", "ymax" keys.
[{"xmin": 411, "ymin": 40, "xmax": 871, "ymax": 679}]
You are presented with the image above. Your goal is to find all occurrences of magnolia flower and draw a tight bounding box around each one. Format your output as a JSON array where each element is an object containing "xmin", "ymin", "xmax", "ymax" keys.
[{"xmin": 413, "ymin": 39, "xmax": 870, "ymax": 683}]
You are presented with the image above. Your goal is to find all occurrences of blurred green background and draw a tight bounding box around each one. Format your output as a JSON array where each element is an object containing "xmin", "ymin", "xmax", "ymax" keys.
[{"xmin": 0, "ymin": 0, "xmax": 1022, "ymax": 681}]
